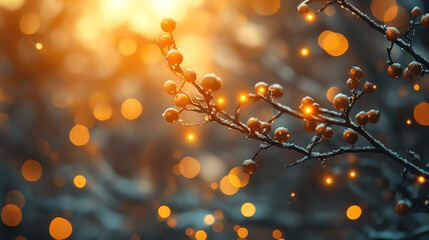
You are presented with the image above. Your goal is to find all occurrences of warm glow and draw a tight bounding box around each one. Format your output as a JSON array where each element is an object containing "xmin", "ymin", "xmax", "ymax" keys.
[
  {"xmin": 418, "ymin": 176, "xmax": 425, "ymax": 184},
  {"xmin": 204, "ymin": 214, "xmax": 215, "ymax": 225},
  {"xmin": 290, "ymin": 192, "xmax": 295, "ymax": 197},
  {"xmin": 1, "ymin": 204, "xmax": 22, "ymax": 227},
  {"xmin": 346, "ymin": 205, "xmax": 362, "ymax": 220},
  {"xmin": 305, "ymin": 107, "xmax": 311, "ymax": 114},
  {"xmin": 228, "ymin": 166, "xmax": 250, "ymax": 188},
  {"xmin": 35, "ymin": 42, "xmax": 43, "ymax": 50},
  {"xmin": 5, "ymin": 190, "xmax": 25, "ymax": 209},
  {"xmin": 413, "ymin": 84, "xmax": 420, "ymax": 91},
  {"xmin": 210, "ymin": 182, "xmax": 218, "ymax": 190},
  {"xmin": 306, "ymin": 13, "xmax": 314, "ymax": 21},
  {"xmin": 118, "ymin": 38, "xmax": 137, "ymax": 56},
  {"xmin": 49, "ymin": 217, "xmax": 73, "ymax": 240},
  {"xmin": 272, "ymin": 229, "xmax": 282, "ymax": 239},
  {"xmin": 212, "ymin": 222, "xmax": 223, "ymax": 233},
  {"xmin": 179, "ymin": 157, "xmax": 200, "ymax": 179},
  {"xmin": 195, "ymin": 230, "xmax": 207, "ymax": 240},
  {"xmin": 237, "ymin": 227, "xmax": 248, "ymax": 238},
  {"xmin": 187, "ymin": 133, "xmax": 194, "ymax": 141},
  {"xmin": 93, "ymin": 103, "xmax": 112, "ymax": 121},
  {"xmin": 21, "ymin": 159, "xmax": 42, "ymax": 182},
  {"xmin": 185, "ymin": 228, "xmax": 194, "ymax": 236},
  {"xmin": 325, "ymin": 177, "xmax": 333, "ymax": 185},
  {"xmin": 240, "ymin": 95, "xmax": 247, "ymax": 101},
  {"xmin": 121, "ymin": 98, "xmax": 143, "ymax": 120},
  {"xmin": 319, "ymin": 31, "xmax": 349, "ymax": 57},
  {"xmin": 327, "ymin": 86, "xmax": 341, "ymax": 103},
  {"xmin": 373, "ymin": 85, "xmax": 377, "ymax": 89},
  {"xmin": 73, "ymin": 175, "xmax": 86, "ymax": 188},
  {"xmin": 219, "ymin": 175, "xmax": 239, "ymax": 195},
  {"xmin": 251, "ymin": 0, "xmax": 281, "ymax": 16},
  {"xmin": 241, "ymin": 202, "xmax": 256, "ymax": 217},
  {"xmin": 414, "ymin": 102, "xmax": 429, "ymax": 126},
  {"xmin": 217, "ymin": 98, "xmax": 224, "ymax": 104},
  {"xmin": 406, "ymin": 119, "xmax": 411, "ymax": 125},
  {"xmin": 166, "ymin": 217, "xmax": 177, "ymax": 228},
  {"xmin": 349, "ymin": 171, "xmax": 356, "ymax": 178},
  {"xmin": 69, "ymin": 124, "xmax": 90, "ymax": 146},
  {"xmin": 301, "ymin": 48, "xmax": 309, "ymax": 56},
  {"xmin": 19, "ymin": 12, "xmax": 40, "ymax": 35},
  {"xmin": 158, "ymin": 205, "xmax": 171, "ymax": 219},
  {"xmin": 214, "ymin": 210, "xmax": 224, "ymax": 220}
]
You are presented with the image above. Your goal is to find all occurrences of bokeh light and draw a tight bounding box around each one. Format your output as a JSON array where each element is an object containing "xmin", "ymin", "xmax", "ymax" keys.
[
  {"xmin": 241, "ymin": 202, "xmax": 256, "ymax": 217},
  {"xmin": 69, "ymin": 125, "xmax": 90, "ymax": 146},
  {"xmin": 1, "ymin": 204, "xmax": 22, "ymax": 226},
  {"xmin": 346, "ymin": 205, "xmax": 362, "ymax": 220},
  {"xmin": 121, "ymin": 98, "xmax": 143, "ymax": 120},
  {"xmin": 158, "ymin": 205, "xmax": 171, "ymax": 219},
  {"xmin": 49, "ymin": 217, "xmax": 73, "ymax": 240},
  {"xmin": 21, "ymin": 159, "xmax": 42, "ymax": 182},
  {"xmin": 179, "ymin": 157, "xmax": 200, "ymax": 179},
  {"xmin": 414, "ymin": 102, "xmax": 429, "ymax": 126},
  {"xmin": 73, "ymin": 175, "xmax": 87, "ymax": 188}
]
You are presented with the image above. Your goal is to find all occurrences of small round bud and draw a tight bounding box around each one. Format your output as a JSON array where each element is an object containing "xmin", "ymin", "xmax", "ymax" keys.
[
  {"xmin": 385, "ymin": 27, "xmax": 400, "ymax": 41},
  {"xmin": 161, "ymin": 18, "xmax": 176, "ymax": 32},
  {"xmin": 322, "ymin": 127, "xmax": 333, "ymax": 138},
  {"xmin": 407, "ymin": 61, "xmax": 422, "ymax": 76},
  {"xmin": 411, "ymin": 7, "xmax": 421, "ymax": 17},
  {"xmin": 269, "ymin": 84, "xmax": 284, "ymax": 98},
  {"xmin": 349, "ymin": 67, "xmax": 362, "ymax": 81},
  {"xmin": 363, "ymin": 81, "xmax": 375, "ymax": 93},
  {"xmin": 347, "ymin": 78, "xmax": 359, "ymax": 89},
  {"xmin": 402, "ymin": 68, "xmax": 413, "ymax": 82},
  {"xmin": 355, "ymin": 111, "xmax": 368, "ymax": 125},
  {"xmin": 246, "ymin": 117, "xmax": 261, "ymax": 132},
  {"xmin": 159, "ymin": 34, "xmax": 174, "ymax": 48},
  {"xmin": 201, "ymin": 73, "xmax": 222, "ymax": 92},
  {"xmin": 333, "ymin": 93, "xmax": 350, "ymax": 111},
  {"xmin": 184, "ymin": 69, "xmax": 197, "ymax": 82},
  {"xmin": 297, "ymin": 3, "xmax": 309, "ymax": 15},
  {"xmin": 421, "ymin": 13, "xmax": 429, "ymax": 29},
  {"xmin": 315, "ymin": 124, "xmax": 325, "ymax": 136},
  {"xmin": 387, "ymin": 63, "xmax": 403, "ymax": 78},
  {"xmin": 174, "ymin": 93, "xmax": 189, "ymax": 108},
  {"xmin": 164, "ymin": 80, "xmax": 177, "ymax": 95},
  {"xmin": 166, "ymin": 50, "xmax": 183, "ymax": 66},
  {"xmin": 274, "ymin": 127, "xmax": 290, "ymax": 142},
  {"xmin": 303, "ymin": 119, "xmax": 317, "ymax": 133},
  {"xmin": 301, "ymin": 96, "xmax": 314, "ymax": 106},
  {"xmin": 255, "ymin": 82, "xmax": 269, "ymax": 95},
  {"xmin": 367, "ymin": 110, "xmax": 380, "ymax": 123},
  {"xmin": 343, "ymin": 129, "xmax": 358, "ymax": 145},
  {"xmin": 242, "ymin": 159, "xmax": 257, "ymax": 174},
  {"xmin": 395, "ymin": 200, "xmax": 411, "ymax": 216},
  {"xmin": 163, "ymin": 108, "xmax": 179, "ymax": 123},
  {"xmin": 259, "ymin": 122, "xmax": 272, "ymax": 134}
]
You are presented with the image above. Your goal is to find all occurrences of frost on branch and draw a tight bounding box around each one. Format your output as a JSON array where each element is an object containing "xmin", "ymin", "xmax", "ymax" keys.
[{"xmin": 158, "ymin": 17, "xmax": 429, "ymax": 215}]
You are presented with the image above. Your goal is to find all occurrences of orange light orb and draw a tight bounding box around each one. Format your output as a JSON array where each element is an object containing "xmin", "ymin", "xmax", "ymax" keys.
[
  {"xmin": 418, "ymin": 176, "xmax": 425, "ymax": 184},
  {"xmin": 301, "ymin": 48, "xmax": 309, "ymax": 56}
]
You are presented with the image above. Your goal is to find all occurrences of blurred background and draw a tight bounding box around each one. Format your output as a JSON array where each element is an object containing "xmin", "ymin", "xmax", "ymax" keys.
[{"xmin": 0, "ymin": 0, "xmax": 428, "ymax": 239}]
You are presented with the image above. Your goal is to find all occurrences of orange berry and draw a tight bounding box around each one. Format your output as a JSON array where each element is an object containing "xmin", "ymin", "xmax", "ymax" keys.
[
  {"xmin": 303, "ymin": 119, "xmax": 317, "ymax": 133},
  {"xmin": 163, "ymin": 108, "xmax": 179, "ymax": 123},
  {"xmin": 255, "ymin": 82, "xmax": 268, "ymax": 95},
  {"xmin": 355, "ymin": 111, "xmax": 368, "ymax": 125},
  {"xmin": 301, "ymin": 96, "xmax": 314, "ymax": 106},
  {"xmin": 367, "ymin": 110, "xmax": 380, "ymax": 123},
  {"xmin": 161, "ymin": 18, "xmax": 176, "ymax": 32},
  {"xmin": 159, "ymin": 34, "xmax": 174, "ymax": 48},
  {"xmin": 259, "ymin": 122, "xmax": 272, "ymax": 134},
  {"xmin": 297, "ymin": 3, "xmax": 309, "ymax": 15},
  {"xmin": 242, "ymin": 159, "xmax": 257, "ymax": 174},
  {"xmin": 387, "ymin": 63, "xmax": 402, "ymax": 78},
  {"xmin": 246, "ymin": 117, "xmax": 261, "ymax": 132},
  {"xmin": 395, "ymin": 200, "xmax": 410, "ymax": 216},
  {"xmin": 411, "ymin": 7, "xmax": 421, "ymax": 17},
  {"xmin": 343, "ymin": 129, "xmax": 358, "ymax": 144},
  {"xmin": 347, "ymin": 78, "xmax": 359, "ymax": 89},
  {"xmin": 174, "ymin": 93, "xmax": 189, "ymax": 108},
  {"xmin": 363, "ymin": 81, "xmax": 375, "ymax": 93},
  {"xmin": 274, "ymin": 127, "xmax": 290, "ymax": 142},
  {"xmin": 166, "ymin": 50, "xmax": 183, "ymax": 66},
  {"xmin": 407, "ymin": 61, "xmax": 422, "ymax": 76},
  {"xmin": 201, "ymin": 73, "xmax": 222, "ymax": 92},
  {"xmin": 316, "ymin": 124, "xmax": 332, "ymax": 137},
  {"xmin": 333, "ymin": 93, "xmax": 350, "ymax": 111},
  {"xmin": 164, "ymin": 80, "xmax": 177, "ymax": 95},
  {"xmin": 402, "ymin": 68, "xmax": 413, "ymax": 82},
  {"xmin": 269, "ymin": 84, "xmax": 284, "ymax": 98},
  {"xmin": 421, "ymin": 14, "xmax": 429, "ymax": 29},
  {"xmin": 184, "ymin": 69, "xmax": 197, "ymax": 82},
  {"xmin": 349, "ymin": 67, "xmax": 362, "ymax": 81},
  {"xmin": 385, "ymin": 27, "xmax": 400, "ymax": 41}
]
